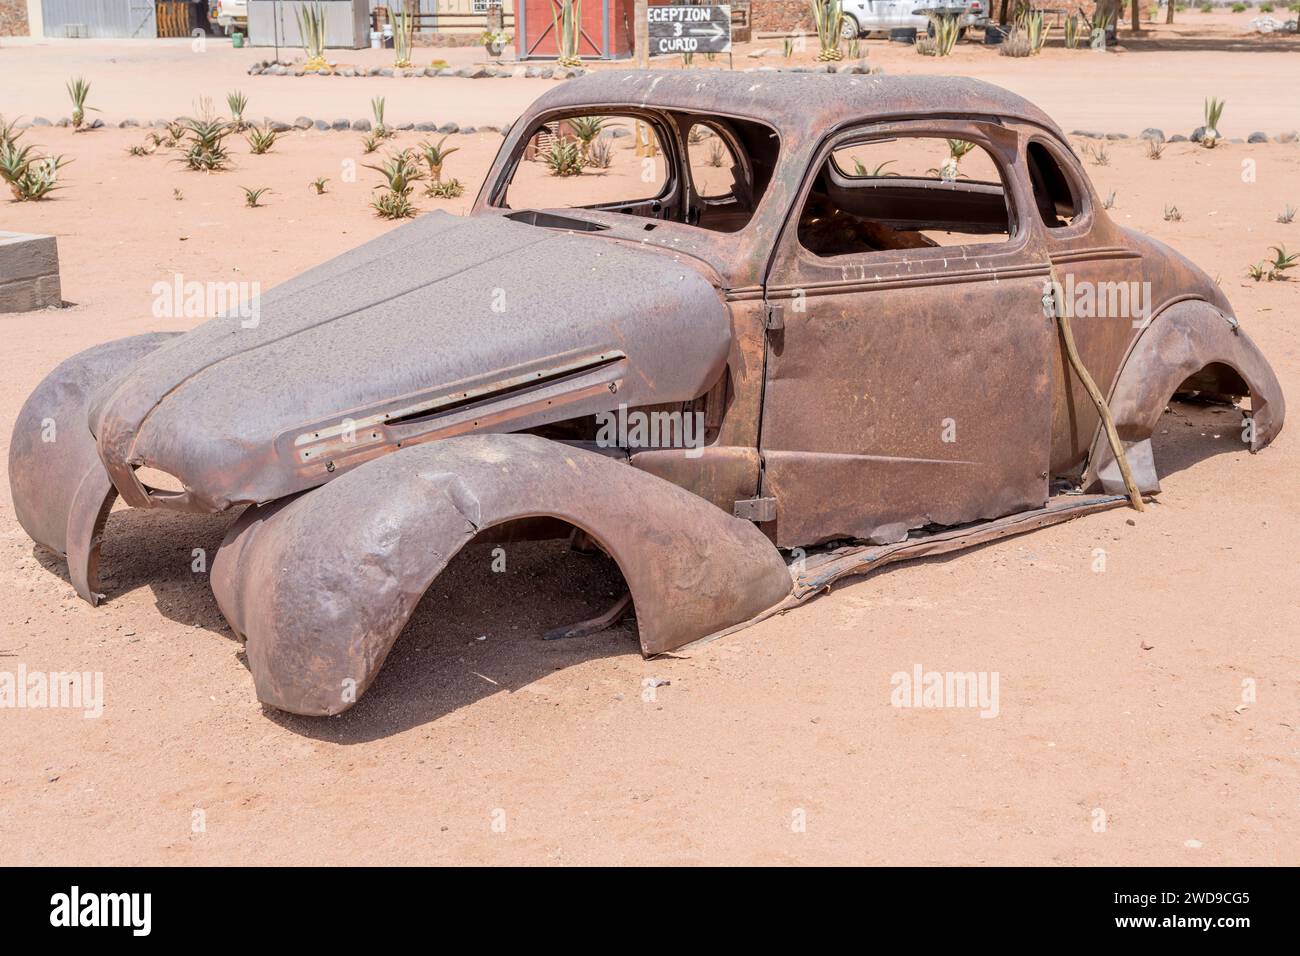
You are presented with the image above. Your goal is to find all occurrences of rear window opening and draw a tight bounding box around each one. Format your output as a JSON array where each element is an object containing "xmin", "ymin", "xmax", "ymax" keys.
[{"xmin": 799, "ymin": 135, "xmax": 1011, "ymax": 258}]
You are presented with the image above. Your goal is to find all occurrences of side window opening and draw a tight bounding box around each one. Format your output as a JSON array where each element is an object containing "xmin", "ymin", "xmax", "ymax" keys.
[
  {"xmin": 798, "ymin": 135, "xmax": 1012, "ymax": 258},
  {"xmin": 1026, "ymin": 140, "xmax": 1079, "ymax": 228},
  {"xmin": 499, "ymin": 111, "xmax": 777, "ymax": 233},
  {"xmin": 505, "ymin": 114, "xmax": 670, "ymax": 214}
]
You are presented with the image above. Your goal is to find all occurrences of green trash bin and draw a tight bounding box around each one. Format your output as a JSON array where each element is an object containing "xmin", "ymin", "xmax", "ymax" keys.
[{"xmin": 232, "ymin": 31, "xmax": 245, "ymax": 48}]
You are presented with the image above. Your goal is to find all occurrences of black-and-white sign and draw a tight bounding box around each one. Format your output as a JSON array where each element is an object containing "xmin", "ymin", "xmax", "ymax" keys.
[{"xmin": 646, "ymin": 5, "xmax": 732, "ymax": 56}]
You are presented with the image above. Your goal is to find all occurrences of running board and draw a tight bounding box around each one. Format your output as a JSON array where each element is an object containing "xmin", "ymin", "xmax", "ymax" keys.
[{"xmin": 689, "ymin": 493, "xmax": 1130, "ymax": 647}]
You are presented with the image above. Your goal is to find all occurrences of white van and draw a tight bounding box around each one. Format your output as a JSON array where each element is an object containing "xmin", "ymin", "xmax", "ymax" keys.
[{"xmin": 839, "ymin": 0, "xmax": 990, "ymax": 39}]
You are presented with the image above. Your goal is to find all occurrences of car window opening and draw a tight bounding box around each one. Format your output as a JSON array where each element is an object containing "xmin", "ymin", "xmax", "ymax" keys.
[
  {"xmin": 500, "ymin": 111, "xmax": 778, "ymax": 234},
  {"xmin": 799, "ymin": 136, "xmax": 1012, "ymax": 258}
]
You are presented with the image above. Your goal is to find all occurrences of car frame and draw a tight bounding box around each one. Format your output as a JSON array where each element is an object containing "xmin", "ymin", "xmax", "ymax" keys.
[{"xmin": 9, "ymin": 72, "xmax": 1284, "ymax": 716}]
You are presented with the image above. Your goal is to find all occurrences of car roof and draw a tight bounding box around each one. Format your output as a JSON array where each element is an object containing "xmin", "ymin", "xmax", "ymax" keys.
[{"xmin": 529, "ymin": 70, "xmax": 1067, "ymax": 145}]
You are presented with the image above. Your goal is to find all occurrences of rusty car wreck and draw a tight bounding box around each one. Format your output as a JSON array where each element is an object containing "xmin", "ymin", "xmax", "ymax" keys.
[{"xmin": 9, "ymin": 73, "xmax": 1285, "ymax": 716}]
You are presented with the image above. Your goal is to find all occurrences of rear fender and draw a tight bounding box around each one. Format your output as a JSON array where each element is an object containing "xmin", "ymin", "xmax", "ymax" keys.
[
  {"xmin": 210, "ymin": 434, "xmax": 792, "ymax": 716},
  {"xmin": 1084, "ymin": 300, "xmax": 1285, "ymax": 494}
]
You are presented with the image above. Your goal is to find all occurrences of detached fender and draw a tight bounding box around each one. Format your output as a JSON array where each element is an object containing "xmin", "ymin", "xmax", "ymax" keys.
[
  {"xmin": 1084, "ymin": 300, "xmax": 1285, "ymax": 494},
  {"xmin": 8, "ymin": 333, "xmax": 181, "ymax": 603},
  {"xmin": 210, "ymin": 434, "xmax": 793, "ymax": 716}
]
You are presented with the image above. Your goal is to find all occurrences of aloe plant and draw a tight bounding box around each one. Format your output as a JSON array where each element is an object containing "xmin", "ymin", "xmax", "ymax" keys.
[
  {"xmin": 1268, "ymin": 244, "xmax": 1297, "ymax": 278},
  {"xmin": 67, "ymin": 77, "xmax": 97, "ymax": 130},
  {"xmin": 1277, "ymin": 204, "xmax": 1296, "ymax": 224},
  {"xmin": 1064, "ymin": 13, "xmax": 1080, "ymax": 48},
  {"xmin": 226, "ymin": 90, "xmax": 248, "ymax": 130},
  {"xmin": 417, "ymin": 135, "xmax": 460, "ymax": 182},
  {"xmin": 393, "ymin": 5, "xmax": 414, "ymax": 69},
  {"xmin": 811, "ymin": 0, "xmax": 844, "ymax": 61},
  {"xmin": 567, "ymin": 115, "xmax": 612, "ymax": 163},
  {"xmin": 310, "ymin": 177, "xmax": 329, "ymax": 195},
  {"xmin": 0, "ymin": 141, "xmax": 69, "ymax": 201},
  {"xmin": 917, "ymin": 14, "xmax": 959, "ymax": 57},
  {"xmin": 552, "ymin": 0, "xmax": 583, "ymax": 68},
  {"xmin": 246, "ymin": 124, "xmax": 278, "ymax": 155},
  {"xmin": 241, "ymin": 185, "xmax": 271, "ymax": 208},
  {"xmin": 424, "ymin": 178, "xmax": 465, "ymax": 199},
  {"xmin": 1202, "ymin": 96, "xmax": 1225, "ymax": 148},
  {"xmin": 295, "ymin": 2, "xmax": 329, "ymax": 73},
  {"xmin": 543, "ymin": 139, "xmax": 583, "ymax": 176},
  {"xmin": 180, "ymin": 116, "xmax": 232, "ymax": 171},
  {"xmin": 366, "ymin": 149, "xmax": 424, "ymax": 219},
  {"xmin": 371, "ymin": 96, "xmax": 389, "ymax": 138}
]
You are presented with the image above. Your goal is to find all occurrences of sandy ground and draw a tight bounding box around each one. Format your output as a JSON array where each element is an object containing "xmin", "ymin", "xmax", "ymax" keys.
[
  {"xmin": 1, "ymin": 74, "xmax": 1299, "ymax": 865},
  {"xmin": 3, "ymin": 13, "xmax": 1299, "ymax": 135}
]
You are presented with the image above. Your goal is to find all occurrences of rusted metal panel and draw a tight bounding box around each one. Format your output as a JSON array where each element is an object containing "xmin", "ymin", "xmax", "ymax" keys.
[
  {"xmin": 210, "ymin": 434, "xmax": 793, "ymax": 715},
  {"xmin": 86, "ymin": 211, "xmax": 731, "ymax": 512},
  {"xmin": 8, "ymin": 333, "xmax": 178, "ymax": 603}
]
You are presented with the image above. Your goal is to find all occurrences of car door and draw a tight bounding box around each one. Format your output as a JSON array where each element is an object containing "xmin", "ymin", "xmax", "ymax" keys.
[{"xmin": 757, "ymin": 119, "xmax": 1054, "ymax": 548}]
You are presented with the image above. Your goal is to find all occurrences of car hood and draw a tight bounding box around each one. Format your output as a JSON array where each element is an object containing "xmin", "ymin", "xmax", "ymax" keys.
[{"xmin": 88, "ymin": 211, "xmax": 731, "ymax": 510}]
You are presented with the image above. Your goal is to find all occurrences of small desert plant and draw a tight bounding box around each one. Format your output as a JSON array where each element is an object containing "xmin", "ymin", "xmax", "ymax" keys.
[
  {"xmin": 783, "ymin": 37, "xmax": 794, "ymax": 58},
  {"xmin": 226, "ymin": 90, "xmax": 248, "ymax": 130},
  {"xmin": 1145, "ymin": 138, "xmax": 1165, "ymax": 159},
  {"xmin": 1103, "ymin": 189, "xmax": 1117, "ymax": 209},
  {"xmin": 568, "ymin": 115, "xmax": 611, "ymax": 162},
  {"xmin": 1023, "ymin": 9, "xmax": 1048, "ymax": 52},
  {"xmin": 1267, "ymin": 244, "xmax": 1298, "ymax": 278},
  {"xmin": 0, "ymin": 141, "xmax": 69, "ymax": 201},
  {"xmin": 417, "ymin": 135, "xmax": 460, "ymax": 181},
  {"xmin": 172, "ymin": 188, "xmax": 184, "ymax": 200},
  {"xmin": 543, "ymin": 138, "xmax": 584, "ymax": 176},
  {"xmin": 0, "ymin": 115, "xmax": 19, "ymax": 151},
  {"xmin": 246, "ymin": 124, "xmax": 278, "ymax": 155},
  {"xmin": 1230, "ymin": 2, "xmax": 1246, "ymax": 10},
  {"xmin": 706, "ymin": 138, "xmax": 727, "ymax": 168},
  {"xmin": 67, "ymin": 77, "xmax": 96, "ymax": 130},
  {"xmin": 852, "ymin": 158, "xmax": 898, "ymax": 177},
  {"xmin": 241, "ymin": 186, "xmax": 270, "ymax": 208},
  {"xmin": 180, "ymin": 116, "xmax": 232, "ymax": 171},
  {"xmin": 928, "ymin": 139, "xmax": 975, "ymax": 181},
  {"xmin": 552, "ymin": 0, "xmax": 583, "ymax": 68},
  {"xmin": 310, "ymin": 177, "xmax": 329, "ymax": 194},
  {"xmin": 366, "ymin": 149, "xmax": 424, "ymax": 219},
  {"xmin": 362, "ymin": 133, "xmax": 382, "ymax": 154},
  {"xmin": 916, "ymin": 15, "xmax": 959, "ymax": 56},
  {"xmin": 1247, "ymin": 261, "xmax": 1268, "ymax": 281},
  {"xmin": 295, "ymin": 2, "xmax": 329, "ymax": 72},
  {"xmin": 1084, "ymin": 142, "xmax": 1110, "ymax": 166},
  {"xmin": 371, "ymin": 96, "xmax": 390, "ymax": 138},
  {"xmin": 1163, "ymin": 203, "xmax": 1182, "ymax": 221},
  {"xmin": 1259, "ymin": 3, "xmax": 1274, "ymax": 10},
  {"xmin": 681, "ymin": 51, "xmax": 694, "ymax": 67},
  {"xmin": 1277, "ymin": 204, "xmax": 1296, "ymax": 224},
  {"xmin": 393, "ymin": 5, "xmax": 414, "ymax": 68},
  {"xmin": 587, "ymin": 134, "xmax": 614, "ymax": 169},
  {"xmin": 1201, "ymin": 96, "xmax": 1225, "ymax": 148},
  {"xmin": 164, "ymin": 120, "xmax": 186, "ymax": 147},
  {"xmin": 811, "ymin": 0, "xmax": 844, "ymax": 61},
  {"xmin": 1064, "ymin": 13, "xmax": 1080, "ymax": 48},
  {"xmin": 127, "ymin": 143, "xmax": 150, "ymax": 157},
  {"xmin": 424, "ymin": 178, "xmax": 465, "ymax": 199},
  {"xmin": 999, "ymin": 29, "xmax": 1034, "ymax": 56},
  {"xmin": 848, "ymin": 37, "xmax": 862, "ymax": 59}
]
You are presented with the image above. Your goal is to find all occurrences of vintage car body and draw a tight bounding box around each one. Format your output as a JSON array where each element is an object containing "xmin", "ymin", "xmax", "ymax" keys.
[{"xmin": 9, "ymin": 72, "xmax": 1284, "ymax": 716}]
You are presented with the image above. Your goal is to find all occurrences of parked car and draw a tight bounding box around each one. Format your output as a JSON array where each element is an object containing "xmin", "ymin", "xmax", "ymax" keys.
[
  {"xmin": 209, "ymin": 0, "xmax": 248, "ymax": 35},
  {"xmin": 10, "ymin": 73, "xmax": 1284, "ymax": 716},
  {"xmin": 840, "ymin": 0, "xmax": 990, "ymax": 39}
]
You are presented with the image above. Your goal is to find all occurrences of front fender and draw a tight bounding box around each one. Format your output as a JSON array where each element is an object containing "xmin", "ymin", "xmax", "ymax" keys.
[
  {"xmin": 210, "ymin": 434, "xmax": 792, "ymax": 716},
  {"xmin": 9, "ymin": 332, "xmax": 181, "ymax": 603},
  {"xmin": 1084, "ymin": 300, "xmax": 1285, "ymax": 494}
]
